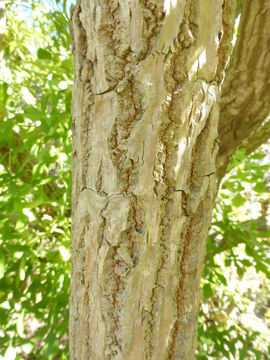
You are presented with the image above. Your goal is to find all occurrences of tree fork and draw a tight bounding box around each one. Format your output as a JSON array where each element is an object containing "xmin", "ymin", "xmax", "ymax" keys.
[{"xmin": 69, "ymin": 0, "xmax": 270, "ymax": 359}]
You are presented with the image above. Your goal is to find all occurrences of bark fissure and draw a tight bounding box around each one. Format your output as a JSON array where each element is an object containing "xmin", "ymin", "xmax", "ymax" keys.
[
  {"xmin": 102, "ymin": 246, "xmax": 126, "ymax": 358},
  {"xmin": 71, "ymin": 4, "xmax": 95, "ymax": 192},
  {"xmin": 101, "ymin": 194, "xmax": 145, "ymax": 358},
  {"xmin": 214, "ymin": 0, "xmax": 237, "ymax": 84},
  {"xmin": 139, "ymin": 0, "xmax": 165, "ymax": 59},
  {"xmin": 143, "ymin": 3, "xmax": 202, "ymax": 357},
  {"xmin": 167, "ymin": 102, "xmax": 218, "ymax": 358},
  {"xmin": 99, "ymin": 0, "xmax": 130, "ymax": 86},
  {"xmin": 143, "ymin": 3, "xmax": 199, "ymax": 356},
  {"xmin": 168, "ymin": 214, "xmax": 195, "ymax": 360}
]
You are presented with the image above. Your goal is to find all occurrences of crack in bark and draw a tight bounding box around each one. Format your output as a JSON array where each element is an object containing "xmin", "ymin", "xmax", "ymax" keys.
[
  {"xmin": 103, "ymin": 246, "xmax": 126, "ymax": 359},
  {"xmin": 144, "ymin": 188, "xmax": 173, "ymax": 360},
  {"xmin": 95, "ymin": 161, "xmax": 103, "ymax": 193},
  {"xmin": 145, "ymin": 2, "xmax": 202, "ymax": 357},
  {"xmin": 138, "ymin": 0, "xmax": 165, "ymax": 60},
  {"xmin": 99, "ymin": 0, "xmax": 134, "ymax": 88},
  {"xmin": 81, "ymin": 186, "xmax": 125, "ymax": 199},
  {"xmin": 215, "ymin": 0, "xmax": 237, "ymax": 84},
  {"xmin": 93, "ymin": 84, "xmax": 117, "ymax": 95},
  {"xmin": 71, "ymin": 213, "xmax": 92, "ymax": 358},
  {"xmin": 167, "ymin": 102, "xmax": 218, "ymax": 359},
  {"xmin": 103, "ymin": 0, "xmax": 120, "ymax": 57},
  {"xmin": 167, "ymin": 214, "xmax": 195, "ymax": 360},
  {"xmin": 72, "ymin": 4, "xmax": 94, "ymax": 190},
  {"xmin": 102, "ymin": 196, "xmax": 145, "ymax": 358},
  {"xmin": 108, "ymin": 76, "xmax": 143, "ymax": 193}
]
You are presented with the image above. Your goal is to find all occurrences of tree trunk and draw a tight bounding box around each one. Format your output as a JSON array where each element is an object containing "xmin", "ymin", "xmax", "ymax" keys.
[{"xmin": 69, "ymin": 1, "xmax": 245, "ymax": 359}]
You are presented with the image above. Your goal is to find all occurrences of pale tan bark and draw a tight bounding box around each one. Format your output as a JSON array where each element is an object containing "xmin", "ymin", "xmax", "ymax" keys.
[{"xmin": 69, "ymin": 1, "xmax": 245, "ymax": 359}]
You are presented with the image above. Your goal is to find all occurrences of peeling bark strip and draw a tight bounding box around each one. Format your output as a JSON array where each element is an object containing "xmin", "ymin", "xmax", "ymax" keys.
[{"xmin": 70, "ymin": 1, "xmax": 238, "ymax": 359}]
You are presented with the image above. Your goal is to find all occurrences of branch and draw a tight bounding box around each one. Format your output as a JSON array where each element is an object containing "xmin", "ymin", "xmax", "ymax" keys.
[
  {"xmin": 217, "ymin": 0, "xmax": 270, "ymax": 178},
  {"xmin": 244, "ymin": 116, "xmax": 270, "ymax": 155}
]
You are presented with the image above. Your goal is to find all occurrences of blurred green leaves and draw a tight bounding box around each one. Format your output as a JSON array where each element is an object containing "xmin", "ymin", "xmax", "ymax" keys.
[
  {"xmin": 199, "ymin": 147, "xmax": 270, "ymax": 359},
  {"xmin": 0, "ymin": 1, "xmax": 73, "ymax": 358}
]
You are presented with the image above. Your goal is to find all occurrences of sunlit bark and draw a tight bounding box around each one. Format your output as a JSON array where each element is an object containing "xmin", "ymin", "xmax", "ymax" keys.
[{"xmin": 69, "ymin": 0, "xmax": 269, "ymax": 359}]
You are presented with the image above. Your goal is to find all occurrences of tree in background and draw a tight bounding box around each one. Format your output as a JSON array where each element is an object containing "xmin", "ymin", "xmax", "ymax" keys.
[
  {"xmin": 0, "ymin": 1, "xmax": 269, "ymax": 359},
  {"xmin": 70, "ymin": 0, "xmax": 270, "ymax": 359}
]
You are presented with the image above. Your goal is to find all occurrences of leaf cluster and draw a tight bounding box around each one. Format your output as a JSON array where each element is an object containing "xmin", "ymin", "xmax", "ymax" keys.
[
  {"xmin": 199, "ymin": 148, "xmax": 270, "ymax": 359},
  {"xmin": 0, "ymin": 1, "xmax": 73, "ymax": 358}
]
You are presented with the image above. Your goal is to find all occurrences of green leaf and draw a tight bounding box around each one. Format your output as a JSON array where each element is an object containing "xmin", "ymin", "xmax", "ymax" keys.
[
  {"xmin": 24, "ymin": 106, "xmax": 46, "ymax": 121},
  {"xmin": 44, "ymin": 330, "xmax": 59, "ymax": 357},
  {"xmin": 215, "ymin": 272, "xmax": 227, "ymax": 285},
  {"xmin": 37, "ymin": 48, "xmax": 52, "ymax": 60},
  {"xmin": 232, "ymin": 194, "xmax": 246, "ymax": 207},
  {"xmin": 253, "ymin": 182, "xmax": 266, "ymax": 193},
  {"xmin": 203, "ymin": 283, "xmax": 213, "ymax": 299},
  {"xmin": 0, "ymin": 119, "xmax": 13, "ymax": 144},
  {"xmin": 40, "ymin": 176, "xmax": 56, "ymax": 185},
  {"xmin": 236, "ymin": 265, "xmax": 244, "ymax": 278}
]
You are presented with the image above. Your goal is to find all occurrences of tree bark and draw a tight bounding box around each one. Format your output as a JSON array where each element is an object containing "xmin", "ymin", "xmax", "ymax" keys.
[
  {"xmin": 217, "ymin": 0, "xmax": 270, "ymax": 178},
  {"xmin": 69, "ymin": 1, "xmax": 269, "ymax": 359}
]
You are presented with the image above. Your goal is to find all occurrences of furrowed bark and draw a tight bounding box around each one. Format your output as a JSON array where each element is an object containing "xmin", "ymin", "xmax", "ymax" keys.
[
  {"xmin": 217, "ymin": 0, "xmax": 270, "ymax": 178},
  {"xmin": 70, "ymin": 1, "xmax": 237, "ymax": 359}
]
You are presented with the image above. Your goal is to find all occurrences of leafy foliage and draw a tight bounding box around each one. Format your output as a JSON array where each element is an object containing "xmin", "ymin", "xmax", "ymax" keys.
[
  {"xmin": 0, "ymin": 1, "xmax": 72, "ymax": 358},
  {"xmin": 0, "ymin": 1, "xmax": 269, "ymax": 360},
  {"xmin": 199, "ymin": 148, "xmax": 270, "ymax": 359}
]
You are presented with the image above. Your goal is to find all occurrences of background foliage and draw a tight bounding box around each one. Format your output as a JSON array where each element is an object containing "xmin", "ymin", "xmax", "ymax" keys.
[
  {"xmin": 199, "ymin": 148, "xmax": 270, "ymax": 359},
  {"xmin": 0, "ymin": 1, "xmax": 269, "ymax": 359},
  {"xmin": 0, "ymin": 1, "xmax": 72, "ymax": 358}
]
